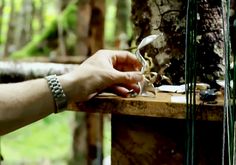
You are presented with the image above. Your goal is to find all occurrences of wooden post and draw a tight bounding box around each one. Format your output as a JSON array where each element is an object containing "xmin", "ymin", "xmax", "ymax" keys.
[
  {"xmin": 111, "ymin": 114, "xmax": 223, "ymax": 165},
  {"xmin": 70, "ymin": 0, "xmax": 92, "ymax": 164},
  {"xmin": 71, "ymin": 0, "xmax": 105, "ymax": 164},
  {"xmin": 74, "ymin": 0, "xmax": 92, "ymax": 58},
  {"xmin": 70, "ymin": 93, "xmax": 225, "ymax": 164},
  {"xmin": 86, "ymin": 0, "xmax": 105, "ymax": 164}
]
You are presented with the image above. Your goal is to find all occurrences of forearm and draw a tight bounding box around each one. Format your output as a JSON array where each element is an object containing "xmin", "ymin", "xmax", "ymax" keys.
[
  {"xmin": 0, "ymin": 68, "xmax": 92, "ymax": 135},
  {"xmin": 0, "ymin": 78, "xmax": 55, "ymax": 135},
  {"xmin": 0, "ymin": 50, "xmax": 143, "ymax": 135}
]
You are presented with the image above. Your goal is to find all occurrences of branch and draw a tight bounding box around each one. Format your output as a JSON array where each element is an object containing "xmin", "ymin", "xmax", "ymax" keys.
[{"xmin": 0, "ymin": 61, "xmax": 77, "ymax": 83}]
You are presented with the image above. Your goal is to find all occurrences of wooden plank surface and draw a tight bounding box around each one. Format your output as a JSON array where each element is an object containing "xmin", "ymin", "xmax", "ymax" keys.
[
  {"xmin": 111, "ymin": 114, "xmax": 224, "ymax": 165},
  {"xmin": 69, "ymin": 92, "xmax": 224, "ymax": 121}
]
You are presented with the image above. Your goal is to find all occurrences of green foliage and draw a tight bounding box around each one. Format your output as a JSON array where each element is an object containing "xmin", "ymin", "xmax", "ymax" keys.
[
  {"xmin": 60, "ymin": 4, "xmax": 77, "ymax": 31},
  {"xmin": 10, "ymin": 3, "xmax": 77, "ymax": 59},
  {"xmin": 1, "ymin": 112, "xmax": 73, "ymax": 164},
  {"xmin": 1, "ymin": 112, "xmax": 112, "ymax": 164},
  {"xmin": 11, "ymin": 21, "xmax": 57, "ymax": 58},
  {"xmin": 2, "ymin": 0, "xmax": 133, "ymax": 58}
]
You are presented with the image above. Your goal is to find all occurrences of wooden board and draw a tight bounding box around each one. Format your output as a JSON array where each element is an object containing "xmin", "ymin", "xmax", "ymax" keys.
[
  {"xmin": 69, "ymin": 92, "xmax": 224, "ymax": 121},
  {"xmin": 111, "ymin": 114, "xmax": 224, "ymax": 165},
  {"xmin": 68, "ymin": 92, "xmax": 225, "ymax": 164}
]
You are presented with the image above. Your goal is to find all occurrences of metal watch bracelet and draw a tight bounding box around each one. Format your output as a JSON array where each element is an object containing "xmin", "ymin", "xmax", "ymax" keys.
[{"xmin": 45, "ymin": 75, "xmax": 67, "ymax": 113}]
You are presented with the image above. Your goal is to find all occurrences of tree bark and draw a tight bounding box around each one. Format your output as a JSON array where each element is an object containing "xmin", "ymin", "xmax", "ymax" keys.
[
  {"xmin": 0, "ymin": 61, "xmax": 76, "ymax": 83},
  {"xmin": 131, "ymin": 0, "xmax": 224, "ymax": 88}
]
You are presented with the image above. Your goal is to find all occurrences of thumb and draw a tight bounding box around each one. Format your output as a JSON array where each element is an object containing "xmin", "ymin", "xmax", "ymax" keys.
[{"xmin": 115, "ymin": 71, "xmax": 143, "ymax": 84}]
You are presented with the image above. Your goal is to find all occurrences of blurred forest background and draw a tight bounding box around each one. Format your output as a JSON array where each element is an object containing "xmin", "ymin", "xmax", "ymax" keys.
[
  {"xmin": 0, "ymin": 0, "xmax": 132, "ymax": 59},
  {"xmin": 1, "ymin": 0, "xmax": 236, "ymax": 164},
  {"xmin": 0, "ymin": 0, "xmax": 132, "ymax": 164}
]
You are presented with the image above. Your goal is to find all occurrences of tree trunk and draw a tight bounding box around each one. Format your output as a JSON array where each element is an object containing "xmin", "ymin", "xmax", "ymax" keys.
[
  {"xmin": 3, "ymin": 0, "xmax": 15, "ymax": 57},
  {"xmin": 70, "ymin": 0, "xmax": 105, "ymax": 164},
  {"xmin": 115, "ymin": 0, "xmax": 129, "ymax": 35},
  {"xmin": 114, "ymin": 0, "xmax": 130, "ymax": 49},
  {"xmin": 28, "ymin": 0, "xmax": 35, "ymax": 43},
  {"xmin": 74, "ymin": 0, "xmax": 91, "ymax": 58},
  {"xmin": 57, "ymin": 0, "xmax": 71, "ymax": 57},
  {"xmin": 0, "ymin": 0, "xmax": 5, "ymax": 44},
  {"xmin": 131, "ymin": 0, "xmax": 224, "ymax": 88},
  {"xmin": 89, "ymin": 0, "xmax": 105, "ymax": 53},
  {"xmin": 87, "ymin": 1, "xmax": 105, "ymax": 165},
  {"xmin": 38, "ymin": 0, "xmax": 45, "ymax": 31},
  {"xmin": 70, "ymin": 1, "xmax": 91, "ymax": 164},
  {"xmin": 16, "ymin": 0, "xmax": 35, "ymax": 49}
]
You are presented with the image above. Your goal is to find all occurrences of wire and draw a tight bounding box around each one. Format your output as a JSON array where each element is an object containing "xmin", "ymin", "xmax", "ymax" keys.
[
  {"xmin": 184, "ymin": 0, "xmax": 197, "ymax": 164},
  {"xmin": 221, "ymin": 0, "xmax": 234, "ymax": 164}
]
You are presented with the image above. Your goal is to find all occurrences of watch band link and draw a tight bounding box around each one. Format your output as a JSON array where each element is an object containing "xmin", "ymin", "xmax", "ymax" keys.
[{"xmin": 45, "ymin": 75, "xmax": 67, "ymax": 113}]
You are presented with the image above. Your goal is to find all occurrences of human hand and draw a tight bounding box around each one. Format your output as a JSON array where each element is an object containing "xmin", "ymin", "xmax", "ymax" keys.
[{"xmin": 60, "ymin": 49, "xmax": 143, "ymax": 102}]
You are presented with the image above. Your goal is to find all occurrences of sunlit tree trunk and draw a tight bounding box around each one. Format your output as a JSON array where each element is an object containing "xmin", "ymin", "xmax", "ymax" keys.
[
  {"xmin": 29, "ymin": 0, "xmax": 35, "ymax": 41},
  {"xmin": 0, "ymin": 0, "xmax": 5, "ymax": 44},
  {"xmin": 16, "ymin": 0, "xmax": 35, "ymax": 49},
  {"xmin": 57, "ymin": 0, "xmax": 71, "ymax": 56},
  {"xmin": 32, "ymin": 0, "xmax": 44, "ymax": 34},
  {"xmin": 114, "ymin": 0, "xmax": 130, "ymax": 49},
  {"xmin": 38, "ymin": 0, "xmax": 45, "ymax": 31},
  {"xmin": 115, "ymin": 0, "xmax": 129, "ymax": 35},
  {"xmin": 3, "ymin": 0, "xmax": 15, "ymax": 57}
]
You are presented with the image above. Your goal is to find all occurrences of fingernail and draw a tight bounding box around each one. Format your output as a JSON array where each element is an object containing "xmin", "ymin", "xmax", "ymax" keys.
[{"xmin": 126, "ymin": 89, "xmax": 138, "ymax": 98}]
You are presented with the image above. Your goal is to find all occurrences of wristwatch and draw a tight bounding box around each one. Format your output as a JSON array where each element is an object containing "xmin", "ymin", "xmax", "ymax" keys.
[{"xmin": 45, "ymin": 75, "xmax": 67, "ymax": 113}]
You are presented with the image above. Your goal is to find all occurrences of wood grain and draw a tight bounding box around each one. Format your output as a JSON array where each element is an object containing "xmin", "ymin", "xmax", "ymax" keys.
[
  {"xmin": 111, "ymin": 115, "xmax": 224, "ymax": 165},
  {"xmin": 69, "ymin": 92, "xmax": 224, "ymax": 121}
]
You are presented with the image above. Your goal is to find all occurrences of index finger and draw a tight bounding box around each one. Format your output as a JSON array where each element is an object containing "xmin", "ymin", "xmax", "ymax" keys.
[{"xmin": 111, "ymin": 51, "xmax": 142, "ymax": 69}]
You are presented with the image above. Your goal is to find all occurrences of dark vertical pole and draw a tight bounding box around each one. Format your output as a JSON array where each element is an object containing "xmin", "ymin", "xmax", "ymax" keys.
[
  {"xmin": 86, "ymin": 0, "xmax": 105, "ymax": 164},
  {"xmin": 70, "ymin": 0, "xmax": 92, "ymax": 164}
]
